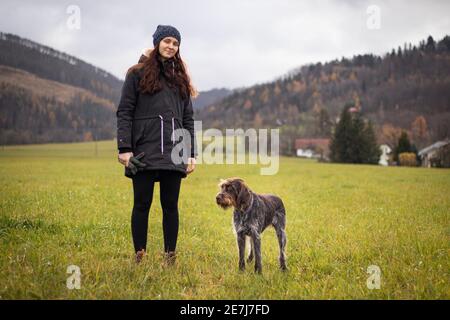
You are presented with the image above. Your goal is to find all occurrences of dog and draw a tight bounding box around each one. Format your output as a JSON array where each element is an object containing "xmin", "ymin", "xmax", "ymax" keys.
[{"xmin": 215, "ymin": 177, "xmax": 287, "ymax": 274}]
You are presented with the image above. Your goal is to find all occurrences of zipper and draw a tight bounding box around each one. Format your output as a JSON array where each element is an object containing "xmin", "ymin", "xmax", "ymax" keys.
[{"xmin": 159, "ymin": 115, "xmax": 164, "ymax": 154}]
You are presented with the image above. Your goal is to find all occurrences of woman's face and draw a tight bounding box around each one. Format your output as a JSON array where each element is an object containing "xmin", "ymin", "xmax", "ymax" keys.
[{"xmin": 158, "ymin": 36, "xmax": 179, "ymax": 60}]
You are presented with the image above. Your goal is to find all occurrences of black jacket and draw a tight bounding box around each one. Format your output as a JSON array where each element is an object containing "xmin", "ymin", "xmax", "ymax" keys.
[{"xmin": 116, "ymin": 59, "xmax": 197, "ymax": 179}]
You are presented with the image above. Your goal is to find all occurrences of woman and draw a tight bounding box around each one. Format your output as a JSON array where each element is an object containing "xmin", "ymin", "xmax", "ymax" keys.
[{"xmin": 116, "ymin": 25, "xmax": 198, "ymax": 265}]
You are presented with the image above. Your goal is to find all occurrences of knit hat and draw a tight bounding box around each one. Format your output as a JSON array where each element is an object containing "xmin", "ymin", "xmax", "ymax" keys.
[{"xmin": 152, "ymin": 25, "xmax": 181, "ymax": 47}]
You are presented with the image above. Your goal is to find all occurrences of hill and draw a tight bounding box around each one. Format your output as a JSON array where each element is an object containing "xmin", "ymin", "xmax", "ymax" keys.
[
  {"xmin": 197, "ymin": 35, "xmax": 450, "ymax": 152},
  {"xmin": 0, "ymin": 65, "xmax": 116, "ymax": 144}
]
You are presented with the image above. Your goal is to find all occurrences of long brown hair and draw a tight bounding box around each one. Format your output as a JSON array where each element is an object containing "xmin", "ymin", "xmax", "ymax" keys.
[{"xmin": 127, "ymin": 44, "xmax": 198, "ymax": 100}]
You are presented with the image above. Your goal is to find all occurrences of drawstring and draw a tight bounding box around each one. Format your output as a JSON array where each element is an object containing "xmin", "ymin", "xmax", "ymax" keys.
[
  {"xmin": 171, "ymin": 117, "xmax": 175, "ymax": 144},
  {"xmin": 172, "ymin": 61, "xmax": 175, "ymax": 77},
  {"xmin": 159, "ymin": 115, "xmax": 164, "ymax": 154},
  {"xmin": 158, "ymin": 115, "xmax": 176, "ymax": 154}
]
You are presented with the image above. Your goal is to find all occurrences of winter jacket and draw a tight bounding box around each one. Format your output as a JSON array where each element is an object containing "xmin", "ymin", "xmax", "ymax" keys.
[{"xmin": 116, "ymin": 53, "xmax": 197, "ymax": 179}]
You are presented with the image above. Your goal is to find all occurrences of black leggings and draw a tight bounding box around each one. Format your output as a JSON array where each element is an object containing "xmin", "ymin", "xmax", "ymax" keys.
[{"xmin": 131, "ymin": 170, "xmax": 183, "ymax": 253}]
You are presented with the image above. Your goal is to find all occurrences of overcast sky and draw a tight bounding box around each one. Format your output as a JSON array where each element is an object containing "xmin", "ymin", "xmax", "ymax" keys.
[{"xmin": 1, "ymin": 0, "xmax": 449, "ymax": 91}]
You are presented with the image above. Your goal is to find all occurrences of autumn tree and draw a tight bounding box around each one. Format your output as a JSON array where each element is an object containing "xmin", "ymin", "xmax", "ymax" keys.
[
  {"xmin": 411, "ymin": 116, "xmax": 429, "ymax": 148},
  {"xmin": 316, "ymin": 108, "xmax": 332, "ymax": 137}
]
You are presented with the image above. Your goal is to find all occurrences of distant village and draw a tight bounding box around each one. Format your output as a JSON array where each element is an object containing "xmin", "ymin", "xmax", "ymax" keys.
[
  {"xmin": 294, "ymin": 106, "xmax": 450, "ymax": 168},
  {"xmin": 295, "ymin": 137, "xmax": 450, "ymax": 168}
]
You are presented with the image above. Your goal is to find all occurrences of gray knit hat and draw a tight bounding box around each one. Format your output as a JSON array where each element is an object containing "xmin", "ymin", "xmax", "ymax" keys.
[{"xmin": 152, "ymin": 25, "xmax": 181, "ymax": 47}]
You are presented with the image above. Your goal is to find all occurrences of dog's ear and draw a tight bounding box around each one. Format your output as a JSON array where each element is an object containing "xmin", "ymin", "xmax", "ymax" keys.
[{"xmin": 236, "ymin": 180, "xmax": 250, "ymax": 209}]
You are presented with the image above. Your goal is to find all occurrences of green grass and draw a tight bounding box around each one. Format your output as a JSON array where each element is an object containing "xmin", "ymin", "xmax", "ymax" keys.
[{"xmin": 0, "ymin": 140, "xmax": 449, "ymax": 299}]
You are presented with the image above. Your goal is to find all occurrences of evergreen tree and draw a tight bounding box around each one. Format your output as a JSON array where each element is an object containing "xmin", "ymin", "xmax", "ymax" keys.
[
  {"xmin": 330, "ymin": 106, "xmax": 380, "ymax": 164},
  {"xmin": 350, "ymin": 113, "xmax": 366, "ymax": 163},
  {"xmin": 425, "ymin": 35, "xmax": 436, "ymax": 52},
  {"xmin": 362, "ymin": 120, "xmax": 381, "ymax": 164},
  {"xmin": 394, "ymin": 131, "xmax": 412, "ymax": 162},
  {"xmin": 330, "ymin": 106, "xmax": 353, "ymax": 163}
]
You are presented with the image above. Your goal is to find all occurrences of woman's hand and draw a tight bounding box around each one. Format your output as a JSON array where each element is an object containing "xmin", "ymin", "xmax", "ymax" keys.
[
  {"xmin": 186, "ymin": 157, "xmax": 196, "ymax": 174},
  {"xmin": 118, "ymin": 152, "xmax": 133, "ymax": 167}
]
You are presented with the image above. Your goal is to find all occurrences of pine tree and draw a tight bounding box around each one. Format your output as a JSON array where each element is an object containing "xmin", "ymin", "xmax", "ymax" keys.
[
  {"xmin": 330, "ymin": 106, "xmax": 380, "ymax": 164},
  {"xmin": 330, "ymin": 106, "xmax": 353, "ymax": 162},
  {"xmin": 362, "ymin": 120, "xmax": 381, "ymax": 164},
  {"xmin": 394, "ymin": 131, "xmax": 412, "ymax": 162},
  {"xmin": 350, "ymin": 113, "xmax": 366, "ymax": 163},
  {"xmin": 425, "ymin": 35, "xmax": 436, "ymax": 52}
]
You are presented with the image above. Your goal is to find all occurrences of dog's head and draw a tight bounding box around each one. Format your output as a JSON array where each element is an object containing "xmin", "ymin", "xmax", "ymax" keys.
[{"xmin": 216, "ymin": 177, "xmax": 252, "ymax": 211}]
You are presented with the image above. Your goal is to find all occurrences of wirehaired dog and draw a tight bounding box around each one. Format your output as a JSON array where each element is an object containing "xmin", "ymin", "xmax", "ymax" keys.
[{"xmin": 215, "ymin": 177, "xmax": 287, "ymax": 274}]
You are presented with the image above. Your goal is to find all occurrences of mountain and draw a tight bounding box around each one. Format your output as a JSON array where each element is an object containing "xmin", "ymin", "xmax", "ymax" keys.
[
  {"xmin": 0, "ymin": 32, "xmax": 123, "ymax": 145},
  {"xmin": 192, "ymin": 87, "xmax": 232, "ymax": 110},
  {"xmin": 2, "ymin": 32, "xmax": 450, "ymax": 152},
  {"xmin": 197, "ymin": 35, "xmax": 450, "ymax": 152},
  {"xmin": 0, "ymin": 32, "xmax": 122, "ymax": 102},
  {"xmin": 0, "ymin": 65, "xmax": 116, "ymax": 144}
]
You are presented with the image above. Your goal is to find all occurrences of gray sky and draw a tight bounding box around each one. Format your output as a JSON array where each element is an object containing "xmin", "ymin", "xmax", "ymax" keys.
[{"xmin": 1, "ymin": 0, "xmax": 449, "ymax": 91}]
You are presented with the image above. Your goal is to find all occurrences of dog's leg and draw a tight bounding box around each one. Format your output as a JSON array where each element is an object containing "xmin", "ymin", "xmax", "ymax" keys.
[
  {"xmin": 272, "ymin": 208, "xmax": 288, "ymax": 271},
  {"xmin": 237, "ymin": 233, "xmax": 246, "ymax": 271},
  {"xmin": 246, "ymin": 236, "xmax": 254, "ymax": 263},
  {"xmin": 275, "ymin": 227, "xmax": 287, "ymax": 271},
  {"xmin": 252, "ymin": 233, "xmax": 262, "ymax": 274}
]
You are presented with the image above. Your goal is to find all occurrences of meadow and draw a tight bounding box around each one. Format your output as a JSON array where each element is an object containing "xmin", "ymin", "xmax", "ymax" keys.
[{"xmin": 0, "ymin": 140, "xmax": 448, "ymax": 299}]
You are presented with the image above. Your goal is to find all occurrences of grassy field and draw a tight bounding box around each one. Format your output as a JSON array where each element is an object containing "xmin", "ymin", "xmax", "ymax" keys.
[{"xmin": 0, "ymin": 140, "xmax": 449, "ymax": 299}]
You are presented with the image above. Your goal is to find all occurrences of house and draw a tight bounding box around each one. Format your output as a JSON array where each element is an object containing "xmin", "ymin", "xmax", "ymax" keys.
[
  {"xmin": 295, "ymin": 138, "xmax": 330, "ymax": 159},
  {"xmin": 418, "ymin": 140, "xmax": 450, "ymax": 168},
  {"xmin": 379, "ymin": 144, "xmax": 392, "ymax": 166}
]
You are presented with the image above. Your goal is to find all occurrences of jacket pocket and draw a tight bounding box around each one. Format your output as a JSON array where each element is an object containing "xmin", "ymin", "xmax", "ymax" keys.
[
  {"xmin": 132, "ymin": 121, "xmax": 146, "ymax": 149},
  {"xmin": 135, "ymin": 118, "xmax": 163, "ymax": 158}
]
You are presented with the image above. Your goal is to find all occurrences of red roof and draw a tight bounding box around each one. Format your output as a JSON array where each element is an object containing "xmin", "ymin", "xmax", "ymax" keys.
[{"xmin": 295, "ymin": 138, "xmax": 330, "ymax": 150}]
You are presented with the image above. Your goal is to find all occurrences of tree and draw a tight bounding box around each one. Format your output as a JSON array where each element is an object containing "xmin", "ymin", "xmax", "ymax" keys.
[
  {"xmin": 362, "ymin": 120, "xmax": 381, "ymax": 164},
  {"xmin": 411, "ymin": 116, "xmax": 429, "ymax": 148},
  {"xmin": 380, "ymin": 124, "xmax": 402, "ymax": 148},
  {"xmin": 394, "ymin": 131, "xmax": 413, "ymax": 163},
  {"xmin": 349, "ymin": 113, "xmax": 366, "ymax": 162},
  {"xmin": 330, "ymin": 106, "xmax": 380, "ymax": 164},
  {"xmin": 317, "ymin": 108, "xmax": 332, "ymax": 137},
  {"xmin": 437, "ymin": 36, "xmax": 450, "ymax": 52},
  {"xmin": 425, "ymin": 35, "xmax": 436, "ymax": 52},
  {"xmin": 253, "ymin": 112, "xmax": 263, "ymax": 128},
  {"xmin": 330, "ymin": 107, "xmax": 353, "ymax": 162}
]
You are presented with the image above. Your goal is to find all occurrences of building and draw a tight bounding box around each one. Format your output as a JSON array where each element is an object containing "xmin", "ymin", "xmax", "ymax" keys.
[
  {"xmin": 295, "ymin": 138, "xmax": 330, "ymax": 160},
  {"xmin": 418, "ymin": 140, "xmax": 450, "ymax": 168}
]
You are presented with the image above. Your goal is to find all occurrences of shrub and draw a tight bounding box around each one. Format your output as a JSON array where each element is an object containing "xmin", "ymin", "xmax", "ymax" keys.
[{"xmin": 399, "ymin": 152, "xmax": 417, "ymax": 166}]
